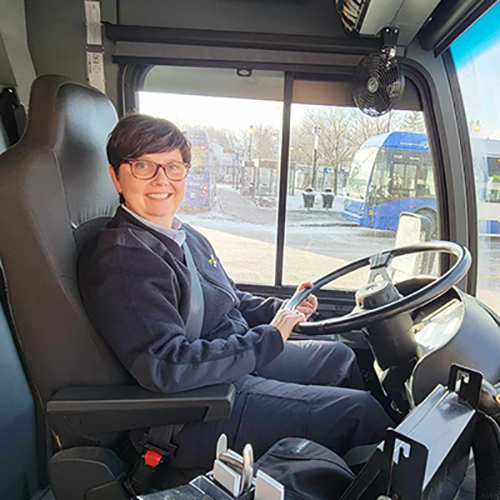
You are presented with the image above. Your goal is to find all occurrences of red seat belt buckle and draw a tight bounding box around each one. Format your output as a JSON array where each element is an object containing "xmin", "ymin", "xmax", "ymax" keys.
[{"xmin": 144, "ymin": 449, "xmax": 164, "ymax": 468}]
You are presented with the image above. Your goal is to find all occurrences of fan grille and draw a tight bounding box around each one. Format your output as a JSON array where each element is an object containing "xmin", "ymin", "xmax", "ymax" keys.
[{"xmin": 353, "ymin": 53, "xmax": 405, "ymax": 117}]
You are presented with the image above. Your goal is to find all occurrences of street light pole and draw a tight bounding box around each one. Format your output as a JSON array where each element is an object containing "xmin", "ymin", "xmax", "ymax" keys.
[
  {"xmin": 311, "ymin": 125, "xmax": 321, "ymax": 190},
  {"xmin": 290, "ymin": 147, "xmax": 296, "ymax": 196},
  {"xmin": 241, "ymin": 125, "xmax": 254, "ymax": 194},
  {"xmin": 248, "ymin": 125, "xmax": 254, "ymax": 160}
]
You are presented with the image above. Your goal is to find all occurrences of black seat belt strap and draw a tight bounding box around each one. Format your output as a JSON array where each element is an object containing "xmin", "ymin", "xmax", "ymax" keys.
[
  {"xmin": 132, "ymin": 229, "xmax": 204, "ymax": 341},
  {"xmin": 0, "ymin": 88, "xmax": 26, "ymax": 146},
  {"xmin": 127, "ymin": 425, "xmax": 183, "ymax": 495},
  {"xmin": 182, "ymin": 240, "xmax": 205, "ymax": 342}
]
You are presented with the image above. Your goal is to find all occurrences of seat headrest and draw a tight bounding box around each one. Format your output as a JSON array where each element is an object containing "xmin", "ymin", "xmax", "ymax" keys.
[{"xmin": 25, "ymin": 75, "xmax": 119, "ymax": 228}]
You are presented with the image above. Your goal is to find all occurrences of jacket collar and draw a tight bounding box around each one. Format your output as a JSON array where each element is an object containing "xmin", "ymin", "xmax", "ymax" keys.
[{"xmin": 112, "ymin": 206, "xmax": 185, "ymax": 261}]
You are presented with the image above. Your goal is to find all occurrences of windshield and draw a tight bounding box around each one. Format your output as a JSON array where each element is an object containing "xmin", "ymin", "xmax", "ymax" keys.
[{"xmin": 346, "ymin": 146, "xmax": 378, "ymax": 199}]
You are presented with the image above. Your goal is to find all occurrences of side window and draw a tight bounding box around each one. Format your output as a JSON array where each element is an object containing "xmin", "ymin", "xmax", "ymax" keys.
[
  {"xmin": 391, "ymin": 163, "xmax": 407, "ymax": 199},
  {"xmin": 451, "ymin": 2, "xmax": 500, "ymax": 312},
  {"xmin": 485, "ymin": 158, "xmax": 500, "ymax": 203},
  {"xmin": 416, "ymin": 162, "xmax": 435, "ymax": 199},
  {"xmin": 369, "ymin": 158, "xmax": 391, "ymax": 203}
]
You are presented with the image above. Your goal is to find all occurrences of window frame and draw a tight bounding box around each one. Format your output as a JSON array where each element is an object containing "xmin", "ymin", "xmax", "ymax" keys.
[
  {"xmin": 442, "ymin": 51, "xmax": 478, "ymax": 296},
  {"xmin": 120, "ymin": 58, "xmax": 454, "ymax": 292}
]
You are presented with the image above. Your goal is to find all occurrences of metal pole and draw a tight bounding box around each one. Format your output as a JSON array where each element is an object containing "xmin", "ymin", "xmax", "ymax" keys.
[
  {"xmin": 311, "ymin": 125, "xmax": 321, "ymax": 190},
  {"xmin": 248, "ymin": 125, "xmax": 254, "ymax": 161},
  {"xmin": 311, "ymin": 148, "xmax": 318, "ymax": 189},
  {"xmin": 275, "ymin": 72, "xmax": 293, "ymax": 287}
]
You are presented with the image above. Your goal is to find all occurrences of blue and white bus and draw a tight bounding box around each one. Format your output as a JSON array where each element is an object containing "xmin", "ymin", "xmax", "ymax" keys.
[
  {"xmin": 342, "ymin": 132, "xmax": 437, "ymax": 232},
  {"xmin": 183, "ymin": 129, "xmax": 215, "ymax": 209},
  {"xmin": 472, "ymin": 139, "xmax": 500, "ymax": 235}
]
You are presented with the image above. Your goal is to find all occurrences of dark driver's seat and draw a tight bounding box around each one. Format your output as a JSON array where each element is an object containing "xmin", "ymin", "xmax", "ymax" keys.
[{"xmin": 0, "ymin": 75, "xmax": 234, "ymax": 499}]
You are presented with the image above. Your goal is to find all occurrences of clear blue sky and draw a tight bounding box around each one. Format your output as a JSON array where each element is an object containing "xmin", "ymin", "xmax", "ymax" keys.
[{"xmin": 451, "ymin": 3, "xmax": 500, "ymax": 140}]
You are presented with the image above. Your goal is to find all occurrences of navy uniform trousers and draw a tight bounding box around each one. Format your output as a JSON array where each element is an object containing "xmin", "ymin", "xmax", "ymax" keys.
[{"xmin": 166, "ymin": 340, "xmax": 394, "ymax": 473}]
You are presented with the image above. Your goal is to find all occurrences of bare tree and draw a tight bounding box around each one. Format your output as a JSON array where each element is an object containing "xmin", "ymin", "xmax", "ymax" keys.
[
  {"xmin": 347, "ymin": 110, "xmax": 402, "ymax": 152},
  {"xmin": 252, "ymin": 124, "xmax": 280, "ymax": 161},
  {"xmin": 398, "ymin": 111, "xmax": 426, "ymax": 133},
  {"xmin": 291, "ymin": 107, "xmax": 356, "ymax": 192}
]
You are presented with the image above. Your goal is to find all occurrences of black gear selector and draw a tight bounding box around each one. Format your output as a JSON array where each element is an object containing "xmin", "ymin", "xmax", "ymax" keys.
[{"xmin": 355, "ymin": 281, "xmax": 418, "ymax": 370}]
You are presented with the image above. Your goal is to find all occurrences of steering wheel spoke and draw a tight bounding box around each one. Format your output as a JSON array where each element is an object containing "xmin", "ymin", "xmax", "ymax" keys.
[{"xmin": 368, "ymin": 251, "xmax": 394, "ymax": 285}]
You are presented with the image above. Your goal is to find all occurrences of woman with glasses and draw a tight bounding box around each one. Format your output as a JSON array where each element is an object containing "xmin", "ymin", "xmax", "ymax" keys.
[{"xmin": 79, "ymin": 114, "xmax": 392, "ymax": 484}]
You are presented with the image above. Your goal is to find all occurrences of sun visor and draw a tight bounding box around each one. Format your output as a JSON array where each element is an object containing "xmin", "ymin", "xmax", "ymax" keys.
[
  {"xmin": 143, "ymin": 65, "xmax": 421, "ymax": 111},
  {"xmin": 292, "ymin": 78, "xmax": 422, "ymax": 110},
  {"xmin": 143, "ymin": 66, "xmax": 284, "ymax": 102}
]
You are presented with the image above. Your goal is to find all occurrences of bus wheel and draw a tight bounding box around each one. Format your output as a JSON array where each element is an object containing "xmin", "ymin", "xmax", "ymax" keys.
[{"xmin": 416, "ymin": 209, "xmax": 437, "ymax": 239}]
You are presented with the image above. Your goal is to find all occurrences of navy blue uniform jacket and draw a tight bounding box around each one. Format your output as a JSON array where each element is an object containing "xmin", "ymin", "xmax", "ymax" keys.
[{"xmin": 78, "ymin": 207, "xmax": 285, "ymax": 393}]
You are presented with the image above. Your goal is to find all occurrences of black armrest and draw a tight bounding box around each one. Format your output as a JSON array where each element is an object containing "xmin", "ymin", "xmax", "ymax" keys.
[{"xmin": 46, "ymin": 383, "xmax": 235, "ymax": 437}]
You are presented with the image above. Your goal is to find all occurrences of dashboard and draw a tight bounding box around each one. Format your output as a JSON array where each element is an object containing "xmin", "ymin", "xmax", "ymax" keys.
[{"xmin": 413, "ymin": 293, "xmax": 464, "ymax": 354}]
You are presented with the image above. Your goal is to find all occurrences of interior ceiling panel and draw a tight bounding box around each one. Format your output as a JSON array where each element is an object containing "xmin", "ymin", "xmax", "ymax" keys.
[{"xmin": 118, "ymin": 0, "xmax": 346, "ymax": 38}]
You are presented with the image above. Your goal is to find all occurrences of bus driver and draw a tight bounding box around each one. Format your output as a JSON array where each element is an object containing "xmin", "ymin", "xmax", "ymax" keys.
[{"xmin": 78, "ymin": 114, "xmax": 393, "ymax": 478}]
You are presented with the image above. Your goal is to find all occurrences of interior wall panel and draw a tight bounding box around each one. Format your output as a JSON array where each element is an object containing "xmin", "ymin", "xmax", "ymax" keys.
[{"xmin": 0, "ymin": 0, "xmax": 36, "ymax": 103}]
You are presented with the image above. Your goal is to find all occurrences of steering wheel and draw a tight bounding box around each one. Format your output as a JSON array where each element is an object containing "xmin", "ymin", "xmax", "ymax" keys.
[{"xmin": 284, "ymin": 241, "xmax": 471, "ymax": 335}]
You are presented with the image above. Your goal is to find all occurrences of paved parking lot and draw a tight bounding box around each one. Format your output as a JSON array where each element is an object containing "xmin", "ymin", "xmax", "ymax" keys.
[{"xmin": 179, "ymin": 184, "xmax": 500, "ymax": 311}]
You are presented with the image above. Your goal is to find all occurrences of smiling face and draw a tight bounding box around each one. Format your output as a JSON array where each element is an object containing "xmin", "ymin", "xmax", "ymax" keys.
[{"xmin": 110, "ymin": 149, "xmax": 186, "ymax": 228}]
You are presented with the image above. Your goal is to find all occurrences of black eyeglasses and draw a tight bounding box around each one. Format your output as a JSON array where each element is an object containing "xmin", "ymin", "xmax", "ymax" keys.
[{"xmin": 124, "ymin": 159, "xmax": 191, "ymax": 181}]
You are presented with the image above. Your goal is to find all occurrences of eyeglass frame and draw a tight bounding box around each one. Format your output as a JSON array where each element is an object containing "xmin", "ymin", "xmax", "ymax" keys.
[{"xmin": 123, "ymin": 158, "xmax": 191, "ymax": 181}]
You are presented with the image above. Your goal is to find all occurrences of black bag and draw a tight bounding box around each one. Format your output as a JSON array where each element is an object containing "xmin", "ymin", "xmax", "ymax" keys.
[{"xmin": 256, "ymin": 438, "xmax": 355, "ymax": 500}]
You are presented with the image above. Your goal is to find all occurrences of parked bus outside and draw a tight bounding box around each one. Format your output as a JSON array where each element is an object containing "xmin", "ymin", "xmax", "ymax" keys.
[
  {"xmin": 342, "ymin": 132, "xmax": 437, "ymax": 233},
  {"xmin": 182, "ymin": 129, "xmax": 216, "ymax": 209},
  {"xmin": 343, "ymin": 132, "xmax": 500, "ymax": 237},
  {"xmin": 473, "ymin": 139, "xmax": 500, "ymax": 235}
]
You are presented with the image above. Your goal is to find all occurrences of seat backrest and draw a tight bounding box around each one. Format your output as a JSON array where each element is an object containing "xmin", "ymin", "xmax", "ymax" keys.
[{"xmin": 0, "ymin": 75, "xmax": 131, "ymax": 409}]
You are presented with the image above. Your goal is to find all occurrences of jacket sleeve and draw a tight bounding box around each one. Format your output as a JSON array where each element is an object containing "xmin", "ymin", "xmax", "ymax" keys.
[
  {"xmin": 201, "ymin": 236, "xmax": 284, "ymax": 328},
  {"xmin": 233, "ymin": 286, "xmax": 284, "ymax": 328},
  {"xmin": 80, "ymin": 231, "xmax": 284, "ymax": 394}
]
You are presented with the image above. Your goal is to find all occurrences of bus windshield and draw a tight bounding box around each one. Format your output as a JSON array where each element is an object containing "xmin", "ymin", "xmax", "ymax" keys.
[{"xmin": 346, "ymin": 146, "xmax": 378, "ymax": 199}]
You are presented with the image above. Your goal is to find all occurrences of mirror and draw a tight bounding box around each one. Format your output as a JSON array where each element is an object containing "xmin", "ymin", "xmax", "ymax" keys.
[{"xmin": 390, "ymin": 212, "xmax": 436, "ymax": 279}]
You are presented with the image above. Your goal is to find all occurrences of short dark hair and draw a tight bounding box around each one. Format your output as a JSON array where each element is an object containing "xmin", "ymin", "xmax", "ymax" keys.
[{"xmin": 107, "ymin": 114, "xmax": 191, "ymax": 174}]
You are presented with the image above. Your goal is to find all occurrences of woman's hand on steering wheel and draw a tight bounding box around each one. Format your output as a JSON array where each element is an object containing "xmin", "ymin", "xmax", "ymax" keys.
[
  {"xmin": 294, "ymin": 282, "xmax": 318, "ymax": 320},
  {"xmin": 271, "ymin": 308, "xmax": 307, "ymax": 343}
]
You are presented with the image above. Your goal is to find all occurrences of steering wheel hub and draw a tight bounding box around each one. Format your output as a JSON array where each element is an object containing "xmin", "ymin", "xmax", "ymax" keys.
[{"xmin": 356, "ymin": 281, "xmax": 401, "ymax": 310}]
